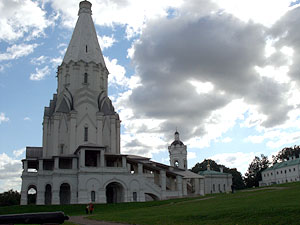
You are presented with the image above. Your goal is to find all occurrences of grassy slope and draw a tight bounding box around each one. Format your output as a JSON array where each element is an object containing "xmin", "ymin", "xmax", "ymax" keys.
[{"xmin": 1, "ymin": 182, "xmax": 300, "ymax": 225}]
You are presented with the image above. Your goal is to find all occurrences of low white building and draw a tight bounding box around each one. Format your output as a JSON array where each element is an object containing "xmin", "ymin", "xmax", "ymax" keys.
[
  {"xmin": 259, "ymin": 156, "xmax": 300, "ymax": 187},
  {"xmin": 198, "ymin": 164, "xmax": 232, "ymax": 194},
  {"xmin": 20, "ymin": 1, "xmax": 204, "ymax": 205}
]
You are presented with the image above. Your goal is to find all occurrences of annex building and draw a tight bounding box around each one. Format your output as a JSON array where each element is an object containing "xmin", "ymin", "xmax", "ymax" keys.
[
  {"xmin": 20, "ymin": 1, "xmax": 232, "ymax": 205},
  {"xmin": 259, "ymin": 156, "xmax": 300, "ymax": 187}
]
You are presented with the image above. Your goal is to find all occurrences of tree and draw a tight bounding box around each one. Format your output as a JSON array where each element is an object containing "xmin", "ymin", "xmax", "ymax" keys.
[
  {"xmin": 191, "ymin": 159, "xmax": 245, "ymax": 190},
  {"xmin": 244, "ymin": 154, "xmax": 270, "ymax": 188},
  {"xmin": 0, "ymin": 189, "xmax": 21, "ymax": 206},
  {"xmin": 272, "ymin": 145, "xmax": 300, "ymax": 164}
]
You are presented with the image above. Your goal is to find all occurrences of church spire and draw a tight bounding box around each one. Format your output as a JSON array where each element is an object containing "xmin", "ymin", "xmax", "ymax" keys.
[{"xmin": 63, "ymin": 0, "xmax": 106, "ymax": 66}]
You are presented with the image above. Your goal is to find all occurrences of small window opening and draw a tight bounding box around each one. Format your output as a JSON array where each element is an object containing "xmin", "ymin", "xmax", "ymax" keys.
[
  {"xmin": 86, "ymin": 45, "xmax": 88, "ymax": 53},
  {"xmin": 174, "ymin": 160, "xmax": 179, "ymax": 168},
  {"xmin": 60, "ymin": 144, "xmax": 64, "ymax": 155},
  {"xmin": 133, "ymin": 192, "xmax": 137, "ymax": 202},
  {"xmin": 84, "ymin": 73, "xmax": 88, "ymax": 83},
  {"xmin": 84, "ymin": 127, "xmax": 88, "ymax": 142},
  {"xmin": 91, "ymin": 191, "xmax": 95, "ymax": 202}
]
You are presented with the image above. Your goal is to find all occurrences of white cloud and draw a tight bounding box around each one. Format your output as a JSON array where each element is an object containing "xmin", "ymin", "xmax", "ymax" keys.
[
  {"xmin": 0, "ymin": 153, "xmax": 22, "ymax": 192},
  {"xmin": 210, "ymin": 151, "xmax": 259, "ymax": 175},
  {"xmin": 98, "ymin": 35, "xmax": 116, "ymax": 50},
  {"xmin": 24, "ymin": 117, "xmax": 31, "ymax": 121},
  {"xmin": 0, "ymin": 43, "xmax": 39, "ymax": 61},
  {"xmin": 50, "ymin": 0, "xmax": 183, "ymax": 38},
  {"xmin": 105, "ymin": 56, "xmax": 128, "ymax": 87},
  {"xmin": 0, "ymin": 112, "xmax": 9, "ymax": 124},
  {"xmin": 13, "ymin": 148, "xmax": 26, "ymax": 158},
  {"xmin": 221, "ymin": 137, "xmax": 232, "ymax": 143},
  {"xmin": 31, "ymin": 55, "xmax": 47, "ymax": 65},
  {"xmin": 30, "ymin": 66, "xmax": 50, "ymax": 81},
  {"xmin": 187, "ymin": 151, "xmax": 197, "ymax": 160},
  {"xmin": 0, "ymin": 0, "xmax": 51, "ymax": 41},
  {"xmin": 212, "ymin": 0, "xmax": 296, "ymax": 27}
]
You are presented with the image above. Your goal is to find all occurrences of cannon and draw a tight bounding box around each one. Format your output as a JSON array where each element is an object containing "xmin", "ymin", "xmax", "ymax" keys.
[{"xmin": 0, "ymin": 211, "xmax": 69, "ymax": 224}]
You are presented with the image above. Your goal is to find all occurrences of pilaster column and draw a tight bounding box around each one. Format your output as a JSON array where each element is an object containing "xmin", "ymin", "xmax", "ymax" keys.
[
  {"xmin": 116, "ymin": 119, "xmax": 120, "ymax": 154},
  {"xmin": 138, "ymin": 163, "xmax": 143, "ymax": 174},
  {"xmin": 53, "ymin": 114, "xmax": 60, "ymax": 156},
  {"xmin": 176, "ymin": 175, "xmax": 183, "ymax": 197},
  {"xmin": 69, "ymin": 111, "xmax": 77, "ymax": 154},
  {"xmin": 183, "ymin": 179, "xmax": 187, "ymax": 196},
  {"xmin": 54, "ymin": 157, "xmax": 59, "ymax": 170},
  {"xmin": 122, "ymin": 156, "xmax": 127, "ymax": 169},
  {"xmin": 52, "ymin": 189, "xmax": 60, "ymax": 205},
  {"xmin": 160, "ymin": 170, "xmax": 166, "ymax": 199},
  {"xmin": 80, "ymin": 150, "xmax": 85, "ymax": 168},
  {"xmin": 72, "ymin": 157, "xmax": 77, "ymax": 170},
  {"xmin": 23, "ymin": 160, "xmax": 28, "ymax": 172},
  {"xmin": 96, "ymin": 112, "xmax": 103, "ymax": 146},
  {"xmin": 38, "ymin": 159, "xmax": 43, "ymax": 171},
  {"xmin": 100, "ymin": 150, "xmax": 105, "ymax": 167},
  {"xmin": 20, "ymin": 190, "xmax": 27, "ymax": 205},
  {"xmin": 42, "ymin": 116, "xmax": 49, "ymax": 158},
  {"xmin": 110, "ymin": 116, "xmax": 116, "ymax": 153}
]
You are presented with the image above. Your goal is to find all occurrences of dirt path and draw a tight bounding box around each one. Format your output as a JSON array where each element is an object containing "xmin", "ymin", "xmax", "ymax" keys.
[
  {"xmin": 68, "ymin": 216, "xmax": 131, "ymax": 225},
  {"xmin": 240, "ymin": 186, "xmax": 288, "ymax": 192}
]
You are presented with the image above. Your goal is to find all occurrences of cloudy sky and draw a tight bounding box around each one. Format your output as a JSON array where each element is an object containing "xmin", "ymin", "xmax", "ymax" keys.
[{"xmin": 1, "ymin": 0, "xmax": 300, "ymax": 192}]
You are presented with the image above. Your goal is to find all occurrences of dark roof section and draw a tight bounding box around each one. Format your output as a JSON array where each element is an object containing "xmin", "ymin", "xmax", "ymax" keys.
[{"xmin": 171, "ymin": 140, "xmax": 184, "ymax": 146}]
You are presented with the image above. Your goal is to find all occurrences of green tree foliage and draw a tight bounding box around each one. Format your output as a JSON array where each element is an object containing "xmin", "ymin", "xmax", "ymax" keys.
[
  {"xmin": 244, "ymin": 154, "xmax": 270, "ymax": 188},
  {"xmin": 191, "ymin": 159, "xmax": 245, "ymax": 190},
  {"xmin": 272, "ymin": 145, "xmax": 300, "ymax": 164},
  {"xmin": 0, "ymin": 189, "xmax": 21, "ymax": 206}
]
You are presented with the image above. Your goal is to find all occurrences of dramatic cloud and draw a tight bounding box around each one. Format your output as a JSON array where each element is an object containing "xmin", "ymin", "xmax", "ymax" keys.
[
  {"xmin": 112, "ymin": 0, "xmax": 300, "ymax": 159},
  {"xmin": 30, "ymin": 66, "xmax": 51, "ymax": 81},
  {"xmin": 0, "ymin": 112, "xmax": 9, "ymax": 124}
]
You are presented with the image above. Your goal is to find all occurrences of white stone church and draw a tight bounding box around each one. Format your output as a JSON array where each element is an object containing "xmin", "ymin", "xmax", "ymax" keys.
[{"xmin": 20, "ymin": 1, "xmax": 231, "ymax": 205}]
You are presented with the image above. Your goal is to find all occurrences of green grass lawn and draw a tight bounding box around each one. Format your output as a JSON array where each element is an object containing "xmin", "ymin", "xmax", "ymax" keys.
[{"xmin": 1, "ymin": 182, "xmax": 300, "ymax": 225}]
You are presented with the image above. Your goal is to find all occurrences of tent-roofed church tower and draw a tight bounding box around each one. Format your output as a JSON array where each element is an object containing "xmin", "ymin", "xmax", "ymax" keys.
[
  {"xmin": 20, "ymin": 0, "xmax": 206, "ymax": 206},
  {"xmin": 43, "ymin": 0, "xmax": 120, "ymax": 157}
]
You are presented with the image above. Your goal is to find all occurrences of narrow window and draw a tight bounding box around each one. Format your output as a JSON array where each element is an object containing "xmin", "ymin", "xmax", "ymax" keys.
[
  {"xmin": 91, "ymin": 191, "xmax": 95, "ymax": 202},
  {"xmin": 86, "ymin": 45, "xmax": 88, "ymax": 53},
  {"xmin": 84, "ymin": 127, "xmax": 88, "ymax": 142},
  {"xmin": 223, "ymin": 184, "xmax": 226, "ymax": 191},
  {"xmin": 84, "ymin": 73, "xmax": 88, "ymax": 83},
  {"xmin": 133, "ymin": 192, "xmax": 137, "ymax": 202},
  {"xmin": 213, "ymin": 184, "xmax": 215, "ymax": 192},
  {"xmin": 60, "ymin": 144, "xmax": 64, "ymax": 155}
]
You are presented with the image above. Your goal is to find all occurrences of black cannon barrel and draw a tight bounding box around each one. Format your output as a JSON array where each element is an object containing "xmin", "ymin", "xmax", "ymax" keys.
[{"xmin": 0, "ymin": 211, "xmax": 69, "ymax": 224}]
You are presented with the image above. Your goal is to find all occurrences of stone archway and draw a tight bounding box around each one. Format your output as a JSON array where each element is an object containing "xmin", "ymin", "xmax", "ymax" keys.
[
  {"xmin": 106, "ymin": 182, "xmax": 124, "ymax": 203},
  {"xmin": 27, "ymin": 185, "xmax": 37, "ymax": 205},
  {"xmin": 60, "ymin": 183, "xmax": 71, "ymax": 205},
  {"xmin": 45, "ymin": 184, "xmax": 52, "ymax": 205}
]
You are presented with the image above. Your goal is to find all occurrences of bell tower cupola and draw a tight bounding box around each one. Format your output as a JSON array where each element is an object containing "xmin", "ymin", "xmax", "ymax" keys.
[{"xmin": 168, "ymin": 130, "xmax": 187, "ymax": 170}]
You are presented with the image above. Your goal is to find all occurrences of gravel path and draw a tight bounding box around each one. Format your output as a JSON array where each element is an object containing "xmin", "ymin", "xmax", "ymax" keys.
[{"xmin": 69, "ymin": 216, "xmax": 131, "ymax": 225}]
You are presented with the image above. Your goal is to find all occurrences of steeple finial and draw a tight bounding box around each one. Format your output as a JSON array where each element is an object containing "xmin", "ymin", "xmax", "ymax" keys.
[
  {"xmin": 79, "ymin": 1, "xmax": 92, "ymax": 15},
  {"xmin": 174, "ymin": 128, "xmax": 179, "ymax": 141},
  {"xmin": 207, "ymin": 159, "xmax": 211, "ymax": 171}
]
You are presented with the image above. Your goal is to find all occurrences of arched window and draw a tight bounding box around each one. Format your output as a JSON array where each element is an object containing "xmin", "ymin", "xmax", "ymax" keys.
[
  {"xmin": 91, "ymin": 191, "xmax": 95, "ymax": 202},
  {"xmin": 174, "ymin": 160, "xmax": 179, "ymax": 168}
]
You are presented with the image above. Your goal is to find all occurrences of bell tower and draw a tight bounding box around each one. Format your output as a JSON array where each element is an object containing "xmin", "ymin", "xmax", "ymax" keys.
[{"xmin": 168, "ymin": 130, "xmax": 187, "ymax": 170}]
